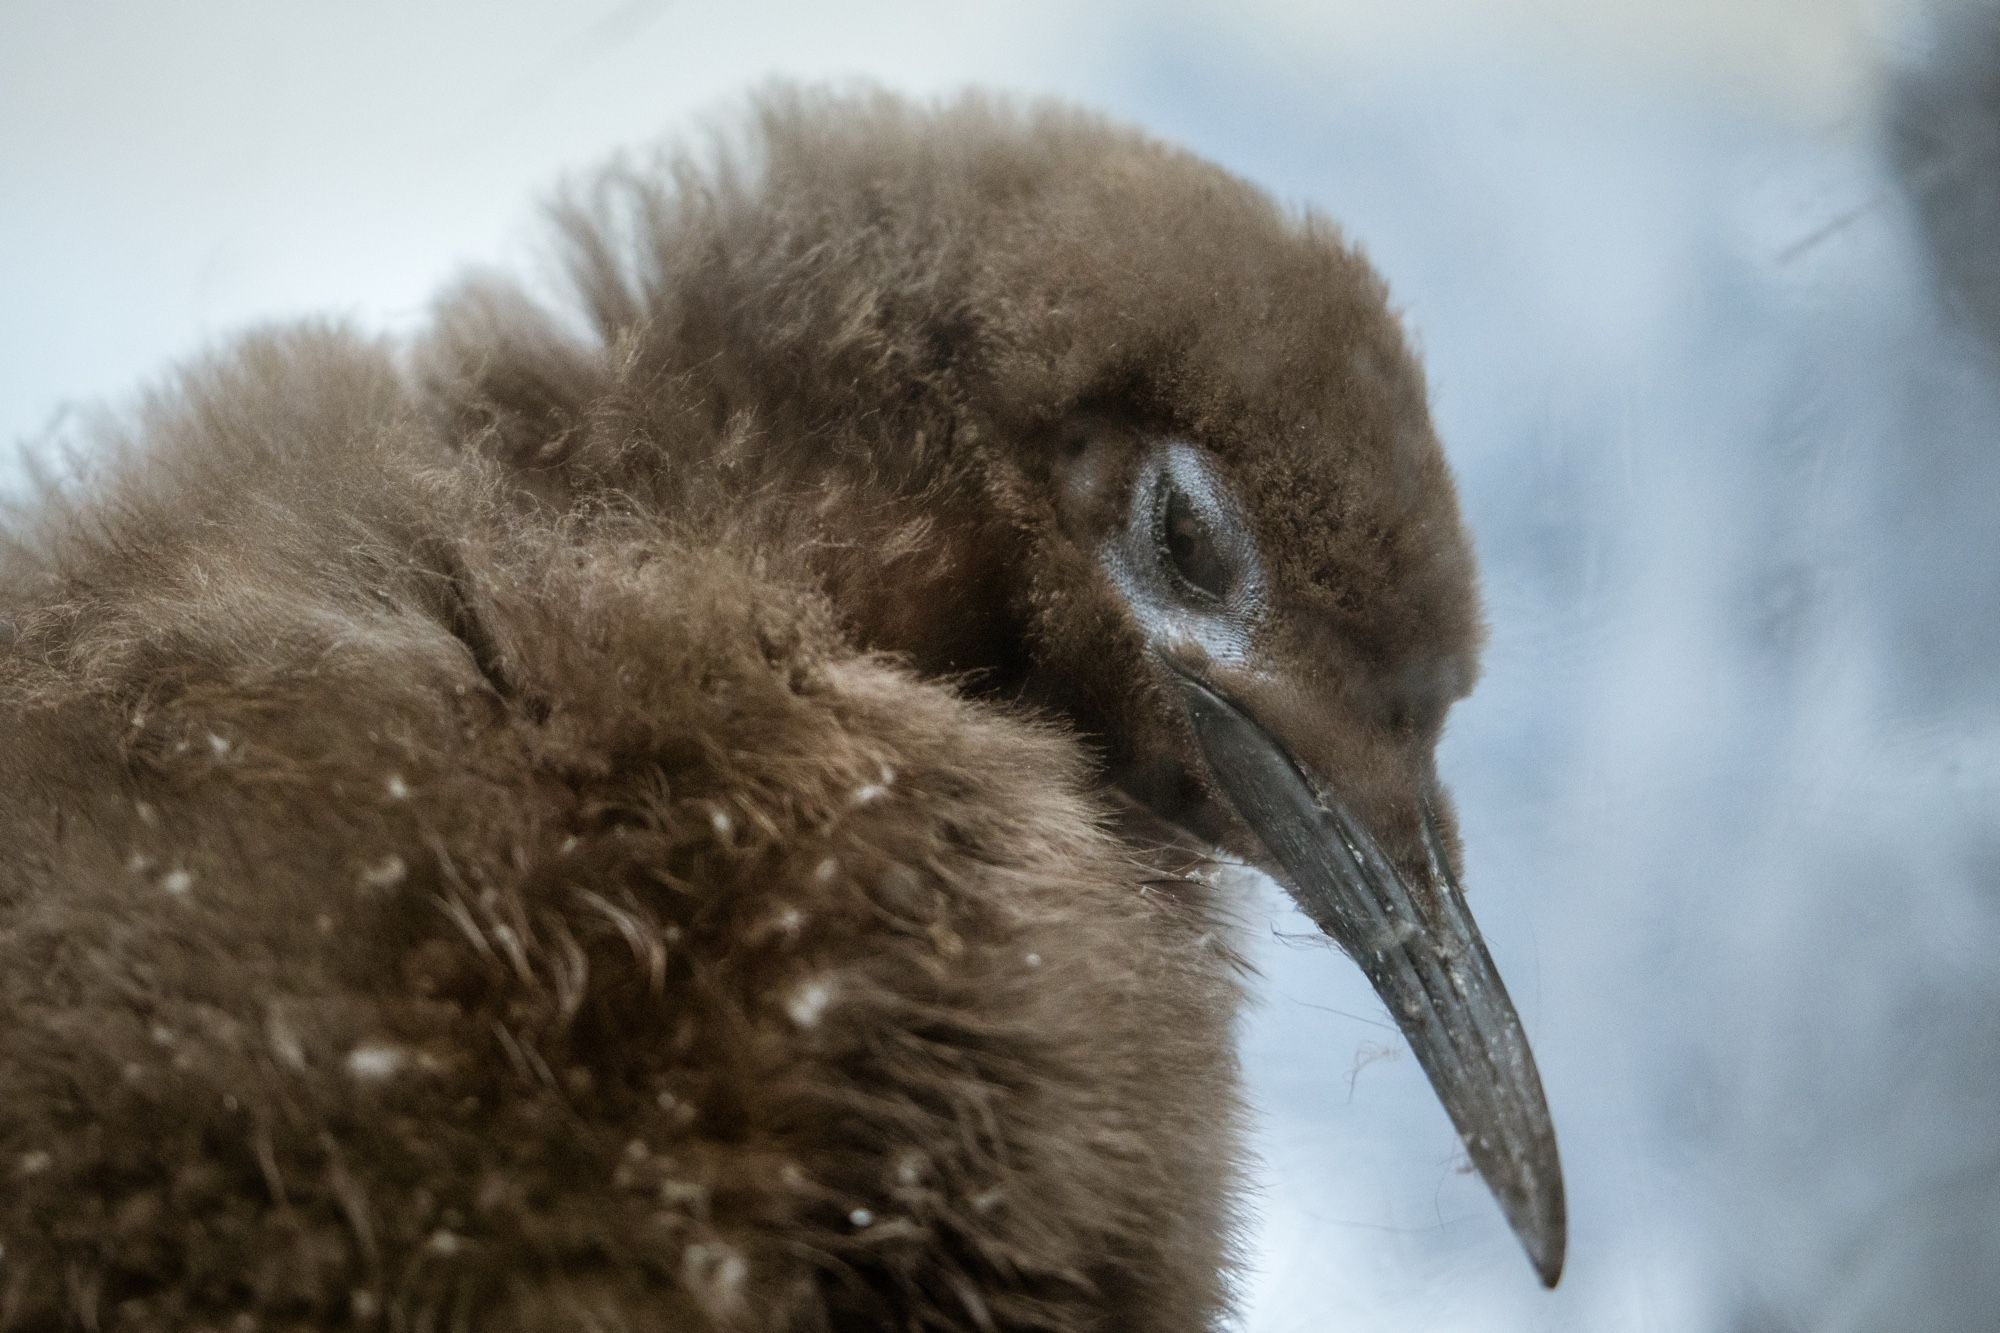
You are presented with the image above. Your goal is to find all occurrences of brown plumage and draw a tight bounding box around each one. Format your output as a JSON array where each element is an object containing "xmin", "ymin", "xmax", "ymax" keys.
[{"xmin": 0, "ymin": 87, "xmax": 1562, "ymax": 1331}]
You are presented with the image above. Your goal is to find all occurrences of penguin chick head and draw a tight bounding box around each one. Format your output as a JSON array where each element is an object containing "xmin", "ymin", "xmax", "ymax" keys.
[
  {"xmin": 937, "ymin": 111, "xmax": 1568, "ymax": 1288},
  {"xmin": 456, "ymin": 85, "xmax": 1565, "ymax": 1284}
]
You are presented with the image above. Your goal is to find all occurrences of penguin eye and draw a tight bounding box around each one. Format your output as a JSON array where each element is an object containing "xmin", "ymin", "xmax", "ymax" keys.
[{"xmin": 1156, "ymin": 479, "xmax": 1237, "ymax": 602}]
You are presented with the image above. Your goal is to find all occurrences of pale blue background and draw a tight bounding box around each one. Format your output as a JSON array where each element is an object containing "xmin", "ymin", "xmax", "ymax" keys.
[{"xmin": 6, "ymin": 3, "xmax": 1997, "ymax": 1329}]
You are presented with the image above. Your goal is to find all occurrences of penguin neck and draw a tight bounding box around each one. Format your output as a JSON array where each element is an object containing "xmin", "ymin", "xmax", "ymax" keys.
[{"xmin": 800, "ymin": 466, "xmax": 1036, "ymax": 696}]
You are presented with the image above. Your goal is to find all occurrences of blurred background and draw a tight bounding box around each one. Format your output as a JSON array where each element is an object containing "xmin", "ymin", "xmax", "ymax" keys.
[{"xmin": 5, "ymin": 2, "xmax": 1997, "ymax": 1328}]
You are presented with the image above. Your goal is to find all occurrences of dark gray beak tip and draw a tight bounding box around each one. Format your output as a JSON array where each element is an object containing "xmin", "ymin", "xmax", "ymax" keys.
[
  {"xmin": 1419, "ymin": 970, "xmax": 1567, "ymax": 1289},
  {"xmin": 1530, "ymin": 1217, "xmax": 1567, "ymax": 1290},
  {"xmin": 1505, "ymin": 1166, "xmax": 1567, "ymax": 1288}
]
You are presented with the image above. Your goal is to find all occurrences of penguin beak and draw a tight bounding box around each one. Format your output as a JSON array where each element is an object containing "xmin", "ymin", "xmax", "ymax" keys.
[{"xmin": 1173, "ymin": 670, "xmax": 1568, "ymax": 1288}]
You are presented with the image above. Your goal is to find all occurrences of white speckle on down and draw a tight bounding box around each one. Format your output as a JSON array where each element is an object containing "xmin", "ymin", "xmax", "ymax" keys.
[
  {"xmin": 682, "ymin": 1242, "xmax": 748, "ymax": 1318},
  {"xmin": 160, "ymin": 868, "xmax": 194, "ymax": 896},
  {"xmin": 1024, "ymin": 952, "xmax": 1043, "ymax": 968},
  {"xmin": 384, "ymin": 773, "xmax": 410, "ymax": 801},
  {"xmin": 849, "ymin": 1207, "xmax": 874, "ymax": 1227},
  {"xmin": 813, "ymin": 856, "xmax": 839, "ymax": 885},
  {"xmin": 265, "ymin": 1010, "xmax": 307, "ymax": 1070},
  {"xmin": 710, "ymin": 807, "xmax": 733, "ymax": 837},
  {"xmin": 360, "ymin": 855, "xmax": 407, "ymax": 889},
  {"xmin": 345, "ymin": 1043, "xmax": 409, "ymax": 1081},
  {"xmin": 206, "ymin": 732, "xmax": 231, "ymax": 757},
  {"xmin": 786, "ymin": 977, "xmax": 835, "ymax": 1028},
  {"xmin": 425, "ymin": 1229, "xmax": 463, "ymax": 1256}
]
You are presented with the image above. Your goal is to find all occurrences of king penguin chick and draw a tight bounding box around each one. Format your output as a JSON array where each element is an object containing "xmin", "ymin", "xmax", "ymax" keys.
[{"xmin": 0, "ymin": 87, "xmax": 1564, "ymax": 1332}]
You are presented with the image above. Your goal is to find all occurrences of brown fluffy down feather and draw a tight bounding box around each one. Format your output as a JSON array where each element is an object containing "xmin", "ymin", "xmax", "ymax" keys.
[{"xmin": 0, "ymin": 87, "xmax": 1474, "ymax": 1330}]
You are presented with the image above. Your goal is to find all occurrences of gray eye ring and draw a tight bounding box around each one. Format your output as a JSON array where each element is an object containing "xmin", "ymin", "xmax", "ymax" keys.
[{"xmin": 1102, "ymin": 439, "xmax": 1267, "ymax": 673}]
